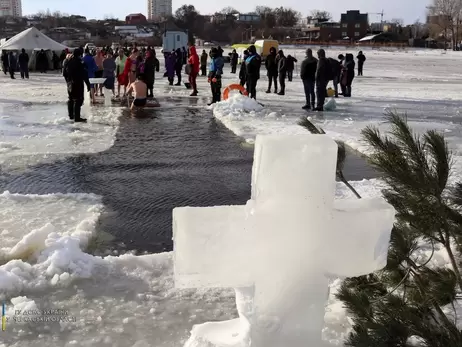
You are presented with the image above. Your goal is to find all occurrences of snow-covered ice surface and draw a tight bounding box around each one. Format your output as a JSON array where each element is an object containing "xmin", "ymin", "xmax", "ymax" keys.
[
  {"xmin": 1, "ymin": 48, "xmax": 461, "ymax": 346},
  {"xmin": 0, "ymin": 73, "xmax": 121, "ymax": 170}
]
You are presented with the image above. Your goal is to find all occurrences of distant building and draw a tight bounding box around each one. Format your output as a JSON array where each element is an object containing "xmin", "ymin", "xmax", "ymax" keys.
[
  {"xmin": 370, "ymin": 22, "xmax": 400, "ymax": 34},
  {"xmin": 0, "ymin": 0, "xmax": 22, "ymax": 17},
  {"xmin": 340, "ymin": 10, "xmax": 368, "ymax": 40},
  {"xmin": 147, "ymin": 0, "xmax": 172, "ymax": 21},
  {"xmin": 234, "ymin": 13, "xmax": 260, "ymax": 23},
  {"xmin": 126, "ymin": 13, "xmax": 147, "ymax": 25},
  {"xmin": 300, "ymin": 21, "xmax": 341, "ymax": 41}
]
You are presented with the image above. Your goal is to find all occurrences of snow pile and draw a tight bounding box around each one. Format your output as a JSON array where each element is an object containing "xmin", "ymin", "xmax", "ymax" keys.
[
  {"xmin": 212, "ymin": 93, "xmax": 264, "ymax": 113},
  {"xmin": 0, "ymin": 191, "xmax": 104, "ymax": 296}
]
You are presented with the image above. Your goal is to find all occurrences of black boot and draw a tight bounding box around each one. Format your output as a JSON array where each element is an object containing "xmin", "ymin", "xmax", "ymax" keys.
[
  {"xmin": 74, "ymin": 101, "xmax": 87, "ymax": 122},
  {"xmin": 67, "ymin": 100, "xmax": 74, "ymax": 120}
]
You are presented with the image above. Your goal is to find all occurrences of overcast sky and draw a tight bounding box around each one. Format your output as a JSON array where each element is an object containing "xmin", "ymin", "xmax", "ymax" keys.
[{"xmin": 23, "ymin": 0, "xmax": 431, "ymax": 24}]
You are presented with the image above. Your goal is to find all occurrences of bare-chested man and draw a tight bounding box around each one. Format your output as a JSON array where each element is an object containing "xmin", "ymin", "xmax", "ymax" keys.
[{"xmin": 126, "ymin": 74, "xmax": 148, "ymax": 111}]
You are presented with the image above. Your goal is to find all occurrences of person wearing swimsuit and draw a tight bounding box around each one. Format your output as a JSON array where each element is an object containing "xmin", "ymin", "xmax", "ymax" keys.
[{"xmin": 126, "ymin": 74, "xmax": 147, "ymax": 112}]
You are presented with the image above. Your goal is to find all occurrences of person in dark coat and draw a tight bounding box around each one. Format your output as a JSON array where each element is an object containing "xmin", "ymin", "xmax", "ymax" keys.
[
  {"xmin": 63, "ymin": 48, "xmax": 91, "ymax": 122},
  {"xmin": 341, "ymin": 53, "xmax": 355, "ymax": 97},
  {"xmin": 52, "ymin": 52, "xmax": 60, "ymax": 70},
  {"xmin": 300, "ymin": 48, "xmax": 317, "ymax": 110},
  {"xmin": 357, "ymin": 51, "xmax": 366, "ymax": 76},
  {"xmin": 144, "ymin": 51, "xmax": 156, "ymax": 97},
  {"xmin": 207, "ymin": 47, "xmax": 224, "ymax": 105},
  {"xmin": 36, "ymin": 49, "xmax": 48, "ymax": 73},
  {"xmin": 327, "ymin": 57, "xmax": 341, "ymax": 97},
  {"xmin": 18, "ymin": 48, "xmax": 29, "ymax": 79},
  {"xmin": 8, "ymin": 52, "xmax": 16, "ymax": 79},
  {"xmin": 239, "ymin": 50, "xmax": 249, "ymax": 87},
  {"xmin": 265, "ymin": 47, "xmax": 278, "ymax": 93},
  {"xmin": 200, "ymin": 49, "xmax": 208, "ymax": 76},
  {"xmin": 166, "ymin": 52, "xmax": 176, "ymax": 85},
  {"xmin": 314, "ymin": 49, "xmax": 329, "ymax": 111},
  {"xmin": 245, "ymin": 45, "xmax": 261, "ymax": 100},
  {"xmin": 1, "ymin": 51, "xmax": 8, "ymax": 75},
  {"xmin": 217, "ymin": 46, "xmax": 224, "ymax": 57},
  {"xmin": 276, "ymin": 50, "xmax": 287, "ymax": 95},
  {"xmin": 174, "ymin": 48, "xmax": 183, "ymax": 85},
  {"xmin": 285, "ymin": 54, "xmax": 297, "ymax": 82},
  {"xmin": 182, "ymin": 46, "xmax": 188, "ymax": 65},
  {"xmin": 337, "ymin": 54, "xmax": 346, "ymax": 95},
  {"xmin": 230, "ymin": 49, "xmax": 238, "ymax": 73}
]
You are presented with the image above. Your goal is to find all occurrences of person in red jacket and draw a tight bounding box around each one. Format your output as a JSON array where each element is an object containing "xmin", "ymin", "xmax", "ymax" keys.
[{"xmin": 187, "ymin": 43, "xmax": 200, "ymax": 96}]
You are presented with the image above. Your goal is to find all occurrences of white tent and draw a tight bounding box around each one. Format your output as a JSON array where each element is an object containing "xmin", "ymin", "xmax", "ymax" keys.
[
  {"xmin": 0, "ymin": 27, "xmax": 69, "ymax": 71},
  {"xmin": 0, "ymin": 27, "xmax": 68, "ymax": 51}
]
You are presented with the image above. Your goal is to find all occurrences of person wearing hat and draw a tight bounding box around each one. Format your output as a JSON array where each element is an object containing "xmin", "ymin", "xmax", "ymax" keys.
[
  {"xmin": 314, "ymin": 49, "xmax": 329, "ymax": 111},
  {"xmin": 207, "ymin": 47, "xmax": 224, "ymax": 105},
  {"xmin": 245, "ymin": 45, "xmax": 261, "ymax": 99},
  {"xmin": 276, "ymin": 49, "xmax": 287, "ymax": 95},
  {"xmin": 63, "ymin": 48, "xmax": 91, "ymax": 122}
]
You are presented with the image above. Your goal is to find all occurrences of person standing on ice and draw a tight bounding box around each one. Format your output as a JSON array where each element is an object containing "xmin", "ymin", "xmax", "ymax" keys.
[
  {"xmin": 174, "ymin": 48, "xmax": 183, "ymax": 86},
  {"xmin": 300, "ymin": 48, "xmax": 318, "ymax": 110},
  {"xmin": 285, "ymin": 54, "xmax": 297, "ymax": 82},
  {"xmin": 327, "ymin": 56, "xmax": 341, "ymax": 97},
  {"xmin": 187, "ymin": 43, "xmax": 200, "ymax": 96},
  {"xmin": 207, "ymin": 47, "xmax": 224, "ymax": 106},
  {"xmin": 239, "ymin": 50, "xmax": 249, "ymax": 87},
  {"xmin": 63, "ymin": 48, "xmax": 91, "ymax": 123},
  {"xmin": 1, "ymin": 51, "xmax": 9, "ymax": 75},
  {"xmin": 314, "ymin": 49, "xmax": 329, "ymax": 111},
  {"xmin": 356, "ymin": 51, "xmax": 366, "ymax": 76},
  {"xmin": 200, "ymin": 50, "xmax": 208, "ymax": 76},
  {"xmin": 82, "ymin": 48, "xmax": 98, "ymax": 104},
  {"xmin": 7, "ymin": 52, "xmax": 16, "ymax": 79},
  {"xmin": 18, "ymin": 48, "xmax": 29, "ymax": 79},
  {"xmin": 276, "ymin": 50, "xmax": 287, "ymax": 95},
  {"xmin": 166, "ymin": 52, "xmax": 176, "ymax": 85},
  {"xmin": 115, "ymin": 49, "xmax": 127, "ymax": 98},
  {"xmin": 245, "ymin": 45, "xmax": 261, "ymax": 100},
  {"xmin": 102, "ymin": 52, "xmax": 116, "ymax": 97},
  {"xmin": 143, "ymin": 50, "xmax": 158, "ymax": 98},
  {"xmin": 341, "ymin": 53, "xmax": 355, "ymax": 97},
  {"xmin": 265, "ymin": 47, "xmax": 278, "ymax": 94},
  {"xmin": 230, "ymin": 49, "xmax": 238, "ymax": 73}
]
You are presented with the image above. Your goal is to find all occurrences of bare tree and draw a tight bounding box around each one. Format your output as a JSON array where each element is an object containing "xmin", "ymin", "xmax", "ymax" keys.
[
  {"xmin": 428, "ymin": 0, "xmax": 462, "ymax": 49},
  {"xmin": 219, "ymin": 7, "xmax": 238, "ymax": 15},
  {"xmin": 390, "ymin": 18, "xmax": 404, "ymax": 26},
  {"xmin": 309, "ymin": 10, "xmax": 332, "ymax": 23}
]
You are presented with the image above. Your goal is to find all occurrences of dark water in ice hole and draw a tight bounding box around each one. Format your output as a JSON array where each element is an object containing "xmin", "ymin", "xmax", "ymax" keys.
[{"xmin": 0, "ymin": 96, "xmax": 378, "ymax": 254}]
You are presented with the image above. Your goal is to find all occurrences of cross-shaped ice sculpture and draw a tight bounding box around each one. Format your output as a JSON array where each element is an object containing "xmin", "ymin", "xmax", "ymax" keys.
[{"xmin": 173, "ymin": 134, "xmax": 395, "ymax": 347}]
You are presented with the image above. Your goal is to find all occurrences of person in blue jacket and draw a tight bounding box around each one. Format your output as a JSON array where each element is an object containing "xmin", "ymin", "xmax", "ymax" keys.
[
  {"xmin": 207, "ymin": 47, "xmax": 224, "ymax": 105},
  {"xmin": 82, "ymin": 48, "xmax": 98, "ymax": 103}
]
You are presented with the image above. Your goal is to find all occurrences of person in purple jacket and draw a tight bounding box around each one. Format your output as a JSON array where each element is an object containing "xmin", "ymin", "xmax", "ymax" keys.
[{"xmin": 165, "ymin": 52, "xmax": 176, "ymax": 85}]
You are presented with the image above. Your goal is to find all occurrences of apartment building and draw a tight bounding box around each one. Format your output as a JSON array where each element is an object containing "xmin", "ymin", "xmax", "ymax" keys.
[
  {"xmin": 340, "ymin": 10, "xmax": 368, "ymax": 40},
  {"xmin": 147, "ymin": 0, "xmax": 172, "ymax": 21},
  {"xmin": 0, "ymin": 0, "xmax": 22, "ymax": 17}
]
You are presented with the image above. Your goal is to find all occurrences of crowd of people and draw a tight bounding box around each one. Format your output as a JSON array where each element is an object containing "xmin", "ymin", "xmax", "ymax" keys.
[
  {"xmin": 1, "ymin": 49, "xmax": 63, "ymax": 79},
  {"xmin": 2, "ymin": 42, "xmax": 368, "ymax": 120}
]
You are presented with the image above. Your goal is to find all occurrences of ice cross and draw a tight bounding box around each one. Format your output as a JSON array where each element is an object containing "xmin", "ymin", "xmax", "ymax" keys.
[{"xmin": 173, "ymin": 135, "xmax": 395, "ymax": 347}]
